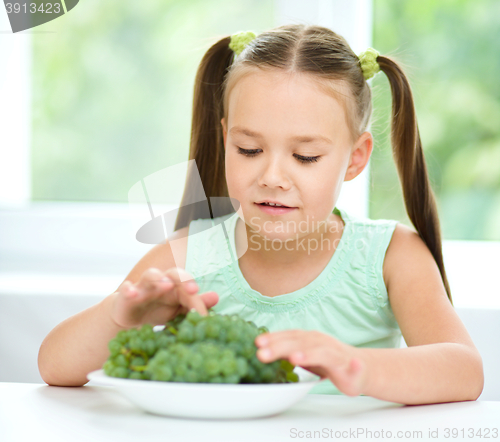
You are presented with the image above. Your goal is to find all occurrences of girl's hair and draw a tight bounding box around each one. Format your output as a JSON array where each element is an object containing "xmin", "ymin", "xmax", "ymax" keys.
[{"xmin": 174, "ymin": 24, "xmax": 452, "ymax": 305}]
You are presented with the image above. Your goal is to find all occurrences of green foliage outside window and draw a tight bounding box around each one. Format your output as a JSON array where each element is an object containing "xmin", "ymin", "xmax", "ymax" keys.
[
  {"xmin": 370, "ymin": 0, "xmax": 500, "ymax": 240},
  {"xmin": 32, "ymin": 0, "xmax": 274, "ymax": 202},
  {"xmin": 32, "ymin": 1, "xmax": 499, "ymax": 240}
]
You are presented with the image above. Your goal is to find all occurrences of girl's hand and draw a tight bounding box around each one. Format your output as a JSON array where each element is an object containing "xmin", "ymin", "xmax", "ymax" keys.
[
  {"xmin": 255, "ymin": 330, "xmax": 368, "ymax": 397},
  {"xmin": 110, "ymin": 267, "xmax": 219, "ymax": 329}
]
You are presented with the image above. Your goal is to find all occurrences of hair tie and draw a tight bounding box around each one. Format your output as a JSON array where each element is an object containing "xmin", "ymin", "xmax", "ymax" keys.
[
  {"xmin": 358, "ymin": 48, "xmax": 380, "ymax": 80},
  {"xmin": 229, "ymin": 30, "xmax": 257, "ymax": 56}
]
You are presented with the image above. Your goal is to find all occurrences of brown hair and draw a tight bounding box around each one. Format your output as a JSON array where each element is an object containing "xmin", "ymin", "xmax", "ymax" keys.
[{"xmin": 174, "ymin": 24, "xmax": 452, "ymax": 304}]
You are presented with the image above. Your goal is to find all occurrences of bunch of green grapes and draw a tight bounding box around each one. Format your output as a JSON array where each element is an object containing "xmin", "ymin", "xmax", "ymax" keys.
[{"xmin": 103, "ymin": 310, "xmax": 298, "ymax": 384}]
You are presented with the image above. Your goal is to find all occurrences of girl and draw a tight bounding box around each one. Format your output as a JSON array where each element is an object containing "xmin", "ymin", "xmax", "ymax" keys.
[{"xmin": 38, "ymin": 24, "xmax": 483, "ymax": 405}]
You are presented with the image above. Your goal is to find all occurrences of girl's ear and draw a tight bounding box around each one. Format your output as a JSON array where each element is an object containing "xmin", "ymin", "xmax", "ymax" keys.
[
  {"xmin": 221, "ymin": 118, "xmax": 227, "ymax": 149},
  {"xmin": 344, "ymin": 131, "xmax": 373, "ymax": 182}
]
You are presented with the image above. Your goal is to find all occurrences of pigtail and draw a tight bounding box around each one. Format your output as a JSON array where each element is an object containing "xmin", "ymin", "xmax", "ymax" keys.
[
  {"xmin": 174, "ymin": 37, "xmax": 235, "ymax": 231},
  {"xmin": 377, "ymin": 56, "xmax": 453, "ymax": 305}
]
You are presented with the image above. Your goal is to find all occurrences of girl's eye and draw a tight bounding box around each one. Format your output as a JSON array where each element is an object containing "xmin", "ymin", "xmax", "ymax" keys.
[
  {"xmin": 237, "ymin": 147, "xmax": 321, "ymax": 164},
  {"xmin": 294, "ymin": 154, "xmax": 321, "ymax": 164},
  {"xmin": 237, "ymin": 147, "xmax": 260, "ymax": 157}
]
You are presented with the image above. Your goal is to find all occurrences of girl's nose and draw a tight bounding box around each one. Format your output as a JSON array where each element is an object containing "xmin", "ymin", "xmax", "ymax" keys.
[{"xmin": 257, "ymin": 157, "xmax": 292, "ymax": 190}]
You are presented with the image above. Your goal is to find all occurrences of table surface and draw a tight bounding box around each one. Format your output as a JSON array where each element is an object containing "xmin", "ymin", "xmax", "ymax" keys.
[{"xmin": 1, "ymin": 382, "xmax": 499, "ymax": 442}]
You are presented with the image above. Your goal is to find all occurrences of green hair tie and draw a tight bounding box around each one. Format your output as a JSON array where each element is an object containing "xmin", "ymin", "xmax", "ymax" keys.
[
  {"xmin": 229, "ymin": 30, "xmax": 257, "ymax": 56},
  {"xmin": 358, "ymin": 47, "xmax": 380, "ymax": 80}
]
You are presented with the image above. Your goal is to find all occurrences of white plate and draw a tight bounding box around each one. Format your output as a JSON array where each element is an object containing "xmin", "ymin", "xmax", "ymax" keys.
[{"xmin": 87, "ymin": 367, "xmax": 321, "ymax": 419}]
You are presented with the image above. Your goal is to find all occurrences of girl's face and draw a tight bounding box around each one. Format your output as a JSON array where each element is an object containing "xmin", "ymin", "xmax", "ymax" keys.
[{"xmin": 222, "ymin": 69, "xmax": 371, "ymax": 242}]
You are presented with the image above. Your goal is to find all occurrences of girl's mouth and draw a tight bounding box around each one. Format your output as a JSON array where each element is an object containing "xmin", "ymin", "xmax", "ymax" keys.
[{"xmin": 254, "ymin": 202, "xmax": 297, "ymax": 215}]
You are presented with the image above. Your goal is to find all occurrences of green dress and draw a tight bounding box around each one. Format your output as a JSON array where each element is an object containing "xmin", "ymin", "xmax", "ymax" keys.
[{"xmin": 184, "ymin": 207, "xmax": 402, "ymax": 394}]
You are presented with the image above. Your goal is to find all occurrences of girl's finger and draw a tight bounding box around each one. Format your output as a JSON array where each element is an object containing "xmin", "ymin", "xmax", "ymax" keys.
[
  {"xmin": 118, "ymin": 280, "xmax": 139, "ymax": 299},
  {"xmin": 257, "ymin": 339, "xmax": 349, "ymax": 373},
  {"xmin": 289, "ymin": 346, "xmax": 350, "ymax": 370},
  {"xmin": 179, "ymin": 291, "xmax": 208, "ymax": 316},
  {"xmin": 255, "ymin": 331, "xmax": 328, "ymax": 363},
  {"xmin": 137, "ymin": 268, "xmax": 174, "ymax": 296},
  {"xmin": 199, "ymin": 291, "xmax": 219, "ymax": 309},
  {"xmin": 124, "ymin": 281, "xmax": 138, "ymax": 299},
  {"xmin": 255, "ymin": 330, "xmax": 302, "ymax": 346}
]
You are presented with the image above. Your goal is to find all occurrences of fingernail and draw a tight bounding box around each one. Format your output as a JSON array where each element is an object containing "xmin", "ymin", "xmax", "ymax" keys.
[
  {"xmin": 258, "ymin": 348, "xmax": 271, "ymax": 360},
  {"xmin": 161, "ymin": 277, "xmax": 172, "ymax": 283},
  {"xmin": 256, "ymin": 336, "xmax": 268, "ymax": 346},
  {"xmin": 186, "ymin": 281, "xmax": 198, "ymax": 290}
]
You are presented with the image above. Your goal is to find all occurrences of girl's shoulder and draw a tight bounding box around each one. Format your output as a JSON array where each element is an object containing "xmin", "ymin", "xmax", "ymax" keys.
[{"xmin": 382, "ymin": 222, "xmax": 441, "ymax": 300}]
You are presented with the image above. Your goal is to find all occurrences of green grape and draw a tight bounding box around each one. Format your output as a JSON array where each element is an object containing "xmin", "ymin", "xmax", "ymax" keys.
[
  {"xmin": 156, "ymin": 334, "xmax": 175, "ymax": 349},
  {"xmin": 189, "ymin": 352, "xmax": 203, "ymax": 370},
  {"xmin": 218, "ymin": 328, "xmax": 228, "ymax": 343},
  {"xmin": 177, "ymin": 324, "xmax": 195, "ymax": 343},
  {"xmin": 220, "ymin": 357, "xmax": 237, "ymax": 376},
  {"xmin": 227, "ymin": 326, "xmax": 242, "ymax": 342},
  {"xmin": 108, "ymin": 339, "xmax": 122, "ymax": 357},
  {"xmin": 236, "ymin": 358, "xmax": 248, "ymax": 378},
  {"xmin": 103, "ymin": 360, "xmax": 115, "ymax": 376},
  {"xmin": 209, "ymin": 375, "xmax": 224, "ymax": 384},
  {"xmin": 129, "ymin": 371, "xmax": 143, "ymax": 380},
  {"xmin": 115, "ymin": 330, "xmax": 129, "ymax": 345},
  {"xmin": 224, "ymin": 374, "xmax": 240, "ymax": 384},
  {"xmin": 142, "ymin": 339, "xmax": 157, "ymax": 356},
  {"xmin": 130, "ymin": 356, "xmax": 145, "ymax": 368},
  {"xmin": 194, "ymin": 321, "xmax": 207, "ymax": 340},
  {"xmin": 184, "ymin": 369, "xmax": 199, "ymax": 383},
  {"xmin": 260, "ymin": 365, "xmax": 276, "ymax": 383},
  {"xmin": 128, "ymin": 329, "xmax": 140, "ymax": 340},
  {"xmin": 112, "ymin": 366, "xmax": 129, "ymax": 378},
  {"xmin": 151, "ymin": 365, "xmax": 173, "ymax": 382},
  {"xmin": 138, "ymin": 324, "xmax": 154, "ymax": 340},
  {"xmin": 114, "ymin": 354, "xmax": 129, "ymax": 367},
  {"xmin": 280, "ymin": 359, "xmax": 295, "ymax": 373},
  {"xmin": 104, "ymin": 309, "xmax": 299, "ymax": 384},
  {"xmin": 204, "ymin": 358, "xmax": 220, "ymax": 377},
  {"xmin": 174, "ymin": 363, "xmax": 188, "ymax": 377},
  {"xmin": 129, "ymin": 337, "xmax": 142, "ymax": 353},
  {"xmin": 241, "ymin": 343, "xmax": 256, "ymax": 359},
  {"xmin": 186, "ymin": 310, "xmax": 203, "ymax": 325}
]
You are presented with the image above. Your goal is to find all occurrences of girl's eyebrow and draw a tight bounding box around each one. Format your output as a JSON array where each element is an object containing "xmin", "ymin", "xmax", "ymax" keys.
[{"xmin": 229, "ymin": 126, "xmax": 333, "ymax": 144}]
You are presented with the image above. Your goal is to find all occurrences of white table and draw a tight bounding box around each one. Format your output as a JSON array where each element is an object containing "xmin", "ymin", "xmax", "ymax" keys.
[{"xmin": 1, "ymin": 383, "xmax": 499, "ymax": 442}]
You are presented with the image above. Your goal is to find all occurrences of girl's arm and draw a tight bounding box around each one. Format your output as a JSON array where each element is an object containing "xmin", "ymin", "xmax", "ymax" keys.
[
  {"xmin": 255, "ymin": 224, "xmax": 484, "ymax": 404},
  {"xmin": 38, "ymin": 227, "xmax": 217, "ymax": 387},
  {"xmin": 357, "ymin": 223, "xmax": 484, "ymax": 404},
  {"xmin": 38, "ymin": 290, "xmax": 126, "ymax": 387}
]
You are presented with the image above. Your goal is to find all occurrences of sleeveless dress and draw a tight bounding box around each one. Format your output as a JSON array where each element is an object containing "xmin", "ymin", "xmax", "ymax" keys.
[{"xmin": 184, "ymin": 207, "xmax": 402, "ymax": 394}]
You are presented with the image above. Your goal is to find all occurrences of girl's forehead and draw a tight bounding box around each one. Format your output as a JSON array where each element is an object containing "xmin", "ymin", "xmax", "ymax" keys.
[
  {"xmin": 231, "ymin": 69, "xmax": 336, "ymax": 96},
  {"xmin": 227, "ymin": 70, "xmax": 350, "ymax": 139}
]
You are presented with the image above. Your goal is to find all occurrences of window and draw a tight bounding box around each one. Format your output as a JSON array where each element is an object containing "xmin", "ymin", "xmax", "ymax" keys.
[
  {"xmin": 31, "ymin": 0, "xmax": 275, "ymax": 203},
  {"xmin": 1, "ymin": 0, "xmax": 497, "ymax": 309},
  {"xmin": 370, "ymin": 0, "xmax": 500, "ymax": 241}
]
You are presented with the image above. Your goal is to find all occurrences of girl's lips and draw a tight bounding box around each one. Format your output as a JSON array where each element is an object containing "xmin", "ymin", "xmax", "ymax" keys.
[{"xmin": 254, "ymin": 202, "xmax": 297, "ymax": 215}]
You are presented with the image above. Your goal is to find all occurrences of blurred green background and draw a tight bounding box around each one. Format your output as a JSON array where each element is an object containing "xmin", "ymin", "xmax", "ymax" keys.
[
  {"xmin": 370, "ymin": 0, "xmax": 500, "ymax": 240},
  {"xmin": 31, "ymin": 0, "xmax": 275, "ymax": 202},
  {"xmin": 32, "ymin": 0, "xmax": 500, "ymax": 240}
]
